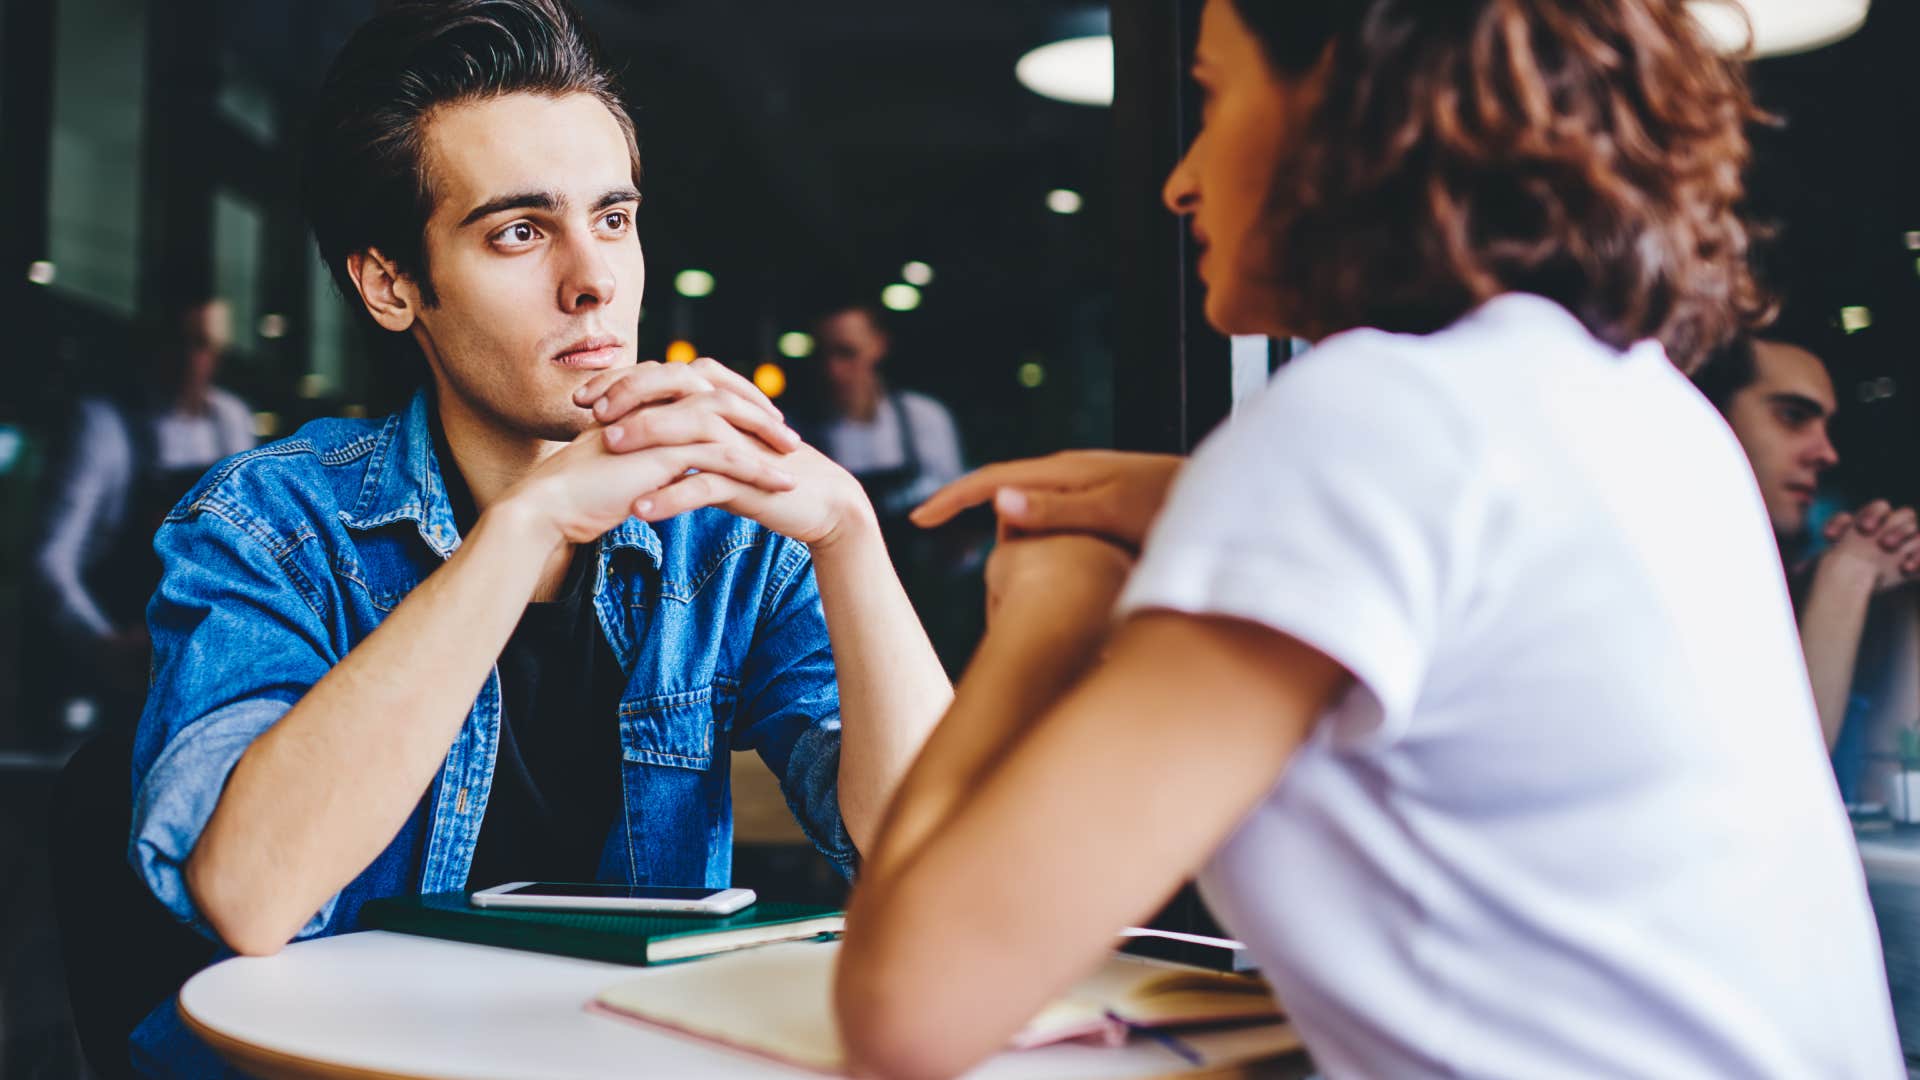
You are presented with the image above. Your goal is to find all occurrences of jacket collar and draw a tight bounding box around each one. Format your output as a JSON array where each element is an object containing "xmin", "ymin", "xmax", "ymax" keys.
[{"xmin": 341, "ymin": 389, "xmax": 662, "ymax": 569}]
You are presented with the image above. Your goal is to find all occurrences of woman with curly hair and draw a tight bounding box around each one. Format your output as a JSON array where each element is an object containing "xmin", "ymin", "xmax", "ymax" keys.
[{"xmin": 835, "ymin": 1, "xmax": 1901, "ymax": 1076}]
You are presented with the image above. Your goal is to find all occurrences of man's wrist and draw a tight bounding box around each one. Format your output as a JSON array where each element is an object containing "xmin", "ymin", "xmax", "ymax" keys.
[
  {"xmin": 1815, "ymin": 546, "xmax": 1883, "ymax": 596},
  {"xmin": 478, "ymin": 488, "xmax": 567, "ymax": 555},
  {"xmin": 806, "ymin": 477, "xmax": 883, "ymax": 559}
]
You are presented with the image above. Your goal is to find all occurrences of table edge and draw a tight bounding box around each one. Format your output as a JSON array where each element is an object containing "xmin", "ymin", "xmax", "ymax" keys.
[{"xmin": 178, "ymin": 995, "xmax": 426, "ymax": 1080}]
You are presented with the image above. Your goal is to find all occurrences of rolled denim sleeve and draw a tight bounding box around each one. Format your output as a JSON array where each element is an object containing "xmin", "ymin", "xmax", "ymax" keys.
[
  {"xmin": 732, "ymin": 539, "xmax": 855, "ymax": 876},
  {"xmin": 129, "ymin": 502, "xmax": 339, "ymax": 941}
]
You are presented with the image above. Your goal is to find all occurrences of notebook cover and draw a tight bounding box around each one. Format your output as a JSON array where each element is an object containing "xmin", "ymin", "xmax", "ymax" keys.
[{"xmin": 359, "ymin": 891, "xmax": 842, "ymax": 966}]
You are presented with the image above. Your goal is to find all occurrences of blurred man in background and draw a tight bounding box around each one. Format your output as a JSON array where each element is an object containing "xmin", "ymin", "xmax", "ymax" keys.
[
  {"xmin": 805, "ymin": 303, "xmax": 965, "ymax": 543},
  {"xmin": 1697, "ymin": 334, "xmax": 1920, "ymax": 805},
  {"xmin": 27, "ymin": 297, "xmax": 255, "ymax": 735},
  {"xmin": 802, "ymin": 303, "xmax": 983, "ymax": 667}
]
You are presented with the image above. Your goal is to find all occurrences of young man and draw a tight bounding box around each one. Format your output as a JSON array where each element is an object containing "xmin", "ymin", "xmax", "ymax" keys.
[
  {"xmin": 1697, "ymin": 335, "xmax": 1920, "ymax": 791},
  {"xmin": 126, "ymin": 1, "xmax": 948, "ymax": 1074}
]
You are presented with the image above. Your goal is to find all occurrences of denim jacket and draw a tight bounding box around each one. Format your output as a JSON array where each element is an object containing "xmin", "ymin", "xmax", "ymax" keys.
[{"xmin": 127, "ymin": 390, "xmax": 851, "ymax": 1076}]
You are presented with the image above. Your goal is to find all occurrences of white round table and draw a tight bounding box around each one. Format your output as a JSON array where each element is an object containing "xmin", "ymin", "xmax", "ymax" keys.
[{"xmin": 178, "ymin": 930, "xmax": 1306, "ymax": 1079}]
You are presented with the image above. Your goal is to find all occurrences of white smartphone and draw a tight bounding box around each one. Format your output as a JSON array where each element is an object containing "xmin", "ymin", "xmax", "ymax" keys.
[{"xmin": 468, "ymin": 882, "xmax": 757, "ymax": 915}]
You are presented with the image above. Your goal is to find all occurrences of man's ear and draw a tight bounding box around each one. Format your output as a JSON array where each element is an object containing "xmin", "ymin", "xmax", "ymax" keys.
[{"xmin": 346, "ymin": 249, "xmax": 421, "ymax": 332}]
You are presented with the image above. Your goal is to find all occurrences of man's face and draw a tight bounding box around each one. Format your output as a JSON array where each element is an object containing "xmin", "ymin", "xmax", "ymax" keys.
[
  {"xmin": 815, "ymin": 310, "xmax": 888, "ymax": 408},
  {"xmin": 174, "ymin": 299, "xmax": 232, "ymax": 391},
  {"xmin": 1725, "ymin": 340, "xmax": 1840, "ymax": 537},
  {"xmin": 407, "ymin": 92, "xmax": 643, "ymax": 442}
]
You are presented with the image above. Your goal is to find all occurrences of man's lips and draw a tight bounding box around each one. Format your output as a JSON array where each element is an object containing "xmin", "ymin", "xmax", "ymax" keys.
[{"xmin": 551, "ymin": 338, "xmax": 626, "ymax": 369}]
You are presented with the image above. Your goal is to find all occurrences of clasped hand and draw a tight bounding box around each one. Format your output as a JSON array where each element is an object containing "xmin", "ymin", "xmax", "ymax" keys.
[
  {"xmin": 1821, "ymin": 500, "xmax": 1920, "ymax": 593},
  {"xmin": 504, "ymin": 358, "xmax": 865, "ymax": 548}
]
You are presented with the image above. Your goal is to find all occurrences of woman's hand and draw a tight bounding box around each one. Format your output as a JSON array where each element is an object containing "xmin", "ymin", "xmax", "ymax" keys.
[
  {"xmin": 984, "ymin": 532, "xmax": 1135, "ymax": 657},
  {"xmin": 910, "ymin": 451, "xmax": 1184, "ymax": 549}
]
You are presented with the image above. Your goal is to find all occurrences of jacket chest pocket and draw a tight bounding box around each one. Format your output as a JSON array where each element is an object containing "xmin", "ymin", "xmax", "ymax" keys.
[{"xmin": 619, "ymin": 679, "xmax": 738, "ymax": 771}]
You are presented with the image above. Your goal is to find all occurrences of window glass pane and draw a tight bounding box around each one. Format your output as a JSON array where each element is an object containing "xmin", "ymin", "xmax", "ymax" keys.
[
  {"xmin": 213, "ymin": 188, "xmax": 264, "ymax": 363},
  {"xmin": 308, "ymin": 252, "xmax": 353, "ymax": 400},
  {"xmin": 47, "ymin": 0, "xmax": 147, "ymax": 313}
]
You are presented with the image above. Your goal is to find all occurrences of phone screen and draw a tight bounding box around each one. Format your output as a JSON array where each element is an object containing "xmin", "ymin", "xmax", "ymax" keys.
[{"xmin": 496, "ymin": 883, "xmax": 726, "ymax": 901}]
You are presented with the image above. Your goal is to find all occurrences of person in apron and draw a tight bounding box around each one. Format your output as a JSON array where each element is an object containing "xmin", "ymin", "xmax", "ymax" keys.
[
  {"xmin": 27, "ymin": 299, "xmax": 256, "ymax": 735},
  {"xmin": 804, "ymin": 305, "xmax": 981, "ymax": 668}
]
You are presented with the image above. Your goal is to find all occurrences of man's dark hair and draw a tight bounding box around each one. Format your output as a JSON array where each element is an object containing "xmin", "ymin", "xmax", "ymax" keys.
[
  {"xmin": 1694, "ymin": 335, "xmax": 1760, "ymax": 414},
  {"xmin": 1227, "ymin": 0, "xmax": 1773, "ymax": 371},
  {"xmin": 816, "ymin": 303, "xmax": 893, "ymax": 339},
  {"xmin": 301, "ymin": 0, "xmax": 639, "ymax": 309}
]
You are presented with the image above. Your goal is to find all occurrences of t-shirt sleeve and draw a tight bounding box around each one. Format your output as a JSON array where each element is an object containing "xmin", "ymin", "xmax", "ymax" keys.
[
  {"xmin": 1117, "ymin": 335, "xmax": 1489, "ymax": 747},
  {"xmin": 129, "ymin": 503, "xmax": 340, "ymax": 941}
]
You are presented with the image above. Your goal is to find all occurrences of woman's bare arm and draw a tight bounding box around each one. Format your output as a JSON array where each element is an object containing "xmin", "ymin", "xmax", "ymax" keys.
[{"xmin": 836, "ymin": 611, "xmax": 1347, "ymax": 1080}]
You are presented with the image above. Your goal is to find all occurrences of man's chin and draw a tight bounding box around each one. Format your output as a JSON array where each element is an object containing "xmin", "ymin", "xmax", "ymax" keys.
[{"xmin": 511, "ymin": 402, "xmax": 596, "ymax": 445}]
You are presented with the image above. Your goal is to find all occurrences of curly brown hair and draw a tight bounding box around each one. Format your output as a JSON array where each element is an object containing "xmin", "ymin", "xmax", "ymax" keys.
[{"xmin": 1234, "ymin": 0, "xmax": 1772, "ymax": 372}]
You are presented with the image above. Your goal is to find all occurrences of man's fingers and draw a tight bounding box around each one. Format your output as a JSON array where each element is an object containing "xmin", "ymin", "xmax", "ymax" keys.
[
  {"xmin": 1858, "ymin": 500, "xmax": 1894, "ymax": 533},
  {"xmin": 640, "ymin": 440, "xmax": 797, "ymax": 497},
  {"xmin": 603, "ymin": 391, "xmax": 799, "ymax": 454},
  {"xmin": 634, "ymin": 471, "xmax": 747, "ymax": 523},
  {"xmin": 690, "ymin": 357, "xmax": 785, "ymax": 424},
  {"xmin": 586, "ymin": 364, "xmax": 714, "ymax": 422},
  {"xmin": 1881, "ymin": 508, "xmax": 1919, "ymax": 549},
  {"xmin": 573, "ymin": 362, "xmax": 689, "ymax": 409}
]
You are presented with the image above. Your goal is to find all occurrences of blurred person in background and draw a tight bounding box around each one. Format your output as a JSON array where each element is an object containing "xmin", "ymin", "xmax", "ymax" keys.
[
  {"xmin": 26, "ymin": 296, "xmax": 255, "ymax": 735},
  {"xmin": 1696, "ymin": 334, "xmax": 1920, "ymax": 804},
  {"xmin": 836, "ymin": 0, "xmax": 1900, "ymax": 1075},
  {"xmin": 802, "ymin": 302, "xmax": 980, "ymax": 667},
  {"xmin": 803, "ymin": 303, "xmax": 965, "ymax": 552}
]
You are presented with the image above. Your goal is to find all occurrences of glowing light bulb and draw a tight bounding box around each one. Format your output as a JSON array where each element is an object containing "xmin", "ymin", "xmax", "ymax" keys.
[
  {"xmin": 754, "ymin": 363, "xmax": 788, "ymax": 399},
  {"xmin": 881, "ymin": 284, "xmax": 922, "ymax": 312},
  {"xmin": 675, "ymin": 270, "xmax": 715, "ymax": 298}
]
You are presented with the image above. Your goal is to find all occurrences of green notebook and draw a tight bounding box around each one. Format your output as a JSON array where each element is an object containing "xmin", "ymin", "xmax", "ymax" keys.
[{"xmin": 359, "ymin": 892, "xmax": 844, "ymax": 966}]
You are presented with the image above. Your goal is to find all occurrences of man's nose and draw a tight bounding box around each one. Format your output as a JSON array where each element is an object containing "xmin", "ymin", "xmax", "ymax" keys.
[
  {"xmin": 558, "ymin": 232, "xmax": 617, "ymax": 313},
  {"xmin": 1809, "ymin": 428, "xmax": 1840, "ymax": 472}
]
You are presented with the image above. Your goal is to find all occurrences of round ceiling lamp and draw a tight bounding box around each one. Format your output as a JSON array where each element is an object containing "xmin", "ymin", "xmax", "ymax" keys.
[
  {"xmin": 1688, "ymin": 0, "xmax": 1869, "ymax": 57},
  {"xmin": 1016, "ymin": 36, "xmax": 1113, "ymax": 107}
]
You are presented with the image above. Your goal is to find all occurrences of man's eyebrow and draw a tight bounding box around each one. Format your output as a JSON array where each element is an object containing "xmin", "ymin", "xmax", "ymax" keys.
[
  {"xmin": 459, "ymin": 190, "xmax": 562, "ymax": 228},
  {"xmin": 1768, "ymin": 392, "xmax": 1831, "ymax": 418},
  {"xmin": 592, "ymin": 187, "xmax": 642, "ymax": 213}
]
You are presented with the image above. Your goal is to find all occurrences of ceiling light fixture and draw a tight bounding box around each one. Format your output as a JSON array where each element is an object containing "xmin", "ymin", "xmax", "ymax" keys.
[
  {"xmin": 1016, "ymin": 36, "xmax": 1113, "ymax": 107},
  {"xmin": 881, "ymin": 284, "xmax": 922, "ymax": 313},
  {"xmin": 1687, "ymin": 0, "xmax": 1869, "ymax": 57},
  {"xmin": 675, "ymin": 270, "xmax": 715, "ymax": 299}
]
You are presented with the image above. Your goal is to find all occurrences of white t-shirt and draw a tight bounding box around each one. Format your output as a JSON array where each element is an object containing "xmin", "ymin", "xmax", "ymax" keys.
[
  {"xmin": 821, "ymin": 390, "xmax": 964, "ymax": 513},
  {"xmin": 1118, "ymin": 294, "xmax": 1901, "ymax": 1078}
]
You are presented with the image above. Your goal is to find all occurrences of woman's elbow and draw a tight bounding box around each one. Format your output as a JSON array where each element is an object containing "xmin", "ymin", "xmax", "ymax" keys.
[{"xmin": 835, "ymin": 947, "xmax": 988, "ymax": 1080}]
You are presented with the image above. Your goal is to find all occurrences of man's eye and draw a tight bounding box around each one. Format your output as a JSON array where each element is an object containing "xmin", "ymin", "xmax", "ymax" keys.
[
  {"xmin": 603, "ymin": 211, "xmax": 629, "ymax": 231},
  {"xmin": 497, "ymin": 223, "xmax": 538, "ymax": 245}
]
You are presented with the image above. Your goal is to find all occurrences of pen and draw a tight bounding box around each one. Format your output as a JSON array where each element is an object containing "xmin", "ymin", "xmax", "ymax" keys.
[{"xmin": 1103, "ymin": 1010, "xmax": 1205, "ymax": 1067}]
